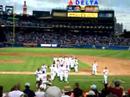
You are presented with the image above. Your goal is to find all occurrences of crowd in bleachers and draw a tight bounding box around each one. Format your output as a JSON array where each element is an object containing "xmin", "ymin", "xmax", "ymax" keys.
[
  {"xmin": 13, "ymin": 31, "xmax": 130, "ymax": 47},
  {"xmin": 1, "ymin": 80, "xmax": 130, "ymax": 97},
  {"xmin": 0, "ymin": 16, "xmax": 130, "ymax": 47},
  {"xmin": 1, "ymin": 18, "xmax": 50, "ymax": 28}
]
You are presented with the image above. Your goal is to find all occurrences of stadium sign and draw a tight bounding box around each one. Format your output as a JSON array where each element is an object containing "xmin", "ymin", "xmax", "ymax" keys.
[
  {"xmin": 67, "ymin": 5, "xmax": 99, "ymax": 12},
  {"xmin": 68, "ymin": 0, "xmax": 98, "ymax": 6},
  {"xmin": 67, "ymin": 12, "xmax": 98, "ymax": 18}
]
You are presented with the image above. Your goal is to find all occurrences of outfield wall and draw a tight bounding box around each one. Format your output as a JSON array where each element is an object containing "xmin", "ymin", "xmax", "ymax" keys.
[
  {"xmin": 0, "ymin": 43, "xmax": 130, "ymax": 50},
  {"xmin": 73, "ymin": 44, "xmax": 130, "ymax": 50}
]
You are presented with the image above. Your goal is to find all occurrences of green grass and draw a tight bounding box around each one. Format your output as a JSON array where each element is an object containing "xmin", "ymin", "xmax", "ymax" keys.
[
  {"xmin": 0, "ymin": 56, "xmax": 52, "ymax": 71},
  {"xmin": 0, "ymin": 75, "xmax": 36, "ymax": 92},
  {"xmin": 0, "ymin": 48, "xmax": 130, "ymax": 92},
  {"xmin": 0, "ymin": 56, "xmax": 89, "ymax": 71},
  {"xmin": 0, "ymin": 48, "xmax": 130, "ymax": 59},
  {"xmin": 0, "ymin": 75, "xmax": 130, "ymax": 92}
]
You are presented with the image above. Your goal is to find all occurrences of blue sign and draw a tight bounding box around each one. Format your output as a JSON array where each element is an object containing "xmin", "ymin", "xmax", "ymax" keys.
[
  {"xmin": 73, "ymin": 0, "xmax": 98, "ymax": 6},
  {"xmin": 75, "ymin": 0, "xmax": 80, "ymax": 5},
  {"xmin": 81, "ymin": 0, "xmax": 84, "ymax": 5}
]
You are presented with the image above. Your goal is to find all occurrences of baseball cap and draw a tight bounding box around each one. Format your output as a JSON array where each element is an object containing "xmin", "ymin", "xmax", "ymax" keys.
[
  {"xmin": 45, "ymin": 86, "xmax": 62, "ymax": 97},
  {"xmin": 88, "ymin": 90, "xmax": 96, "ymax": 96},
  {"xmin": 90, "ymin": 84, "xmax": 97, "ymax": 90},
  {"xmin": 25, "ymin": 82, "xmax": 30, "ymax": 87}
]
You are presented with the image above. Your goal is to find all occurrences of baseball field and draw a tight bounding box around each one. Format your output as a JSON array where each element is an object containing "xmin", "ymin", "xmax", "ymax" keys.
[{"xmin": 0, "ymin": 48, "xmax": 130, "ymax": 92}]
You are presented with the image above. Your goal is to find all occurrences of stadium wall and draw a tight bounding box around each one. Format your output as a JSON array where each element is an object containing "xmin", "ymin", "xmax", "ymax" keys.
[
  {"xmin": 0, "ymin": 43, "xmax": 129, "ymax": 50},
  {"xmin": 72, "ymin": 44, "xmax": 130, "ymax": 50}
]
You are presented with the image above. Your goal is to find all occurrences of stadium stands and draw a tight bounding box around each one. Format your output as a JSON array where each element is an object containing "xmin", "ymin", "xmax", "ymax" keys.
[
  {"xmin": 0, "ymin": 8, "xmax": 130, "ymax": 49},
  {"xmin": 1, "ymin": 31, "xmax": 130, "ymax": 48}
]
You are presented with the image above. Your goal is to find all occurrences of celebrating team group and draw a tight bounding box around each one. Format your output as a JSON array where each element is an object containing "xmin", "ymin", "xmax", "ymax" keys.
[
  {"xmin": 35, "ymin": 56, "xmax": 109, "ymax": 87},
  {"xmin": 35, "ymin": 56, "xmax": 79, "ymax": 84}
]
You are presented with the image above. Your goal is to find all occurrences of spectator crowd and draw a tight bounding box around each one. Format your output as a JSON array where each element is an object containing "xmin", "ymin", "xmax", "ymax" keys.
[
  {"xmin": 3, "ymin": 31, "xmax": 130, "ymax": 47},
  {"xmin": 1, "ymin": 80, "xmax": 130, "ymax": 97}
]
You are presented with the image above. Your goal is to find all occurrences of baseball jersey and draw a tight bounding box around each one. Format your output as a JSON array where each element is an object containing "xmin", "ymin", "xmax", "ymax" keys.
[{"xmin": 103, "ymin": 69, "xmax": 109, "ymax": 75}]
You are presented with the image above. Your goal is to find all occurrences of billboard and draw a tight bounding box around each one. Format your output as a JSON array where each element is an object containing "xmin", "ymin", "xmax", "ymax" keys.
[
  {"xmin": 53, "ymin": 12, "xmax": 67, "ymax": 17},
  {"xmin": 68, "ymin": 0, "xmax": 98, "ymax": 6},
  {"xmin": 84, "ymin": 6, "xmax": 98, "ymax": 12},
  {"xmin": 99, "ymin": 13, "xmax": 113, "ymax": 18},
  {"xmin": 33, "ymin": 11, "xmax": 50, "ymax": 17},
  {"xmin": 67, "ymin": 5, "xmax": 81, "ymax": 11},
  {"xmin": 67, "ymin": 5, "xmax": 99, "ymax": 12},
  {"xmin": 67, "ymin": 12, "xmax": 98, "ymax": 18}
]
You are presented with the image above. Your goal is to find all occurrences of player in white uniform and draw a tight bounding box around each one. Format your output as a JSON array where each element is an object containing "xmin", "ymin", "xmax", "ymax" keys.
[
  {"xmin": 35, "ymin": 68, "xmax": 42, "ymax": 81},
  {"xmin": 39, "ymin": 71, "xmax": 47, "ymax": 90},
  {"xmin": 56, "ymin": 59, "xmax": 60, "ymax": 77},
  {"xmin": 53, "ymin": 57, "xmax": 57, "ymax": 63},
  {"xmin": 70, "ymin": 57, "xmax": 75, "ymax": 69},
  {"xmin": 59, "ymin": 65, "xmax": 64, "ymax": 81},
  {"xmin": 64, "ymin": 57, "xmax": 70, "ymax": 71},
  {"xmin": 39, "ymin": 71, "xmax": 47, "ymax": 83},
  {"xmin": 92, "ymin": 61, "xmax": 98, "ymax": 75},
  {"xmin": 64, "ymin": 65, "xmax": 70, "ymax": 82},
  {"xmin": 41, "ymin": 64, "xmax": 47, "ymax": 73},
  {"xmin": 103, "ymin": 67, "xmax": 109, "ymax": 84},
  {"xmin": 74, "ymin": 58, "xmax": 78, "ymax": 72},
  {"xmin": 50, "ymin": 63, "xmax": 56, "ymax": 81}
]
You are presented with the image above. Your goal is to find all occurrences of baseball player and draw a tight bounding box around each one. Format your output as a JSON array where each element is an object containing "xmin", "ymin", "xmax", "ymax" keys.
[
  {"xmin": 55, "ymin": 59, "xmax": 60, "ymax": 77},
  {"xmin": 53, "ymin": 56, "xmax": 57, "ymax": 63},
  {"xmin": 103, "ymin": 67, "xmax": 109, "ymax": 84},
  {"xmin": 39, "ymin": 71, "xmax": 47, "ymax": 90},
  {"xmin": 70, "ymin": 57, "xmax": 75, "ymax": 69},
  {"xmin": 64, "ymin": 57, "xmax": 70, "ymax": 71},
  {"xmin": 35, "ymin": 68, "xmax": 42, "ymax": 81},
  {"xmin": 41, "ymin": 64, "xmax": 47, "ymax": 73},
  {"xmin": 74, "ymin": 58, "xmax": 78, "ymax": 72},
  {"xmin": 64, "ymin": 65, "xmax": 70, "ymax": 82},
  {"xmin": 92, "ymin": 61, "xmax": 98, "ymax": 75},
  {"xmin": 59, "ymin": 65, "xmax": 64, "ymax": 81},
  {"xmin": 40, "ymin": 71, "xmax": 47, "ymax": 83},
  {"xmin": 50, "ymin": 63, "xmax": 56, "ymax": 81}
]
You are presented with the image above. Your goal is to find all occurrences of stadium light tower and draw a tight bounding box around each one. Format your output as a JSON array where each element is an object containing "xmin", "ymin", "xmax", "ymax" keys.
[{"xmin": 12, "ymin": 0, "xmax": 16, "ymax": 46}]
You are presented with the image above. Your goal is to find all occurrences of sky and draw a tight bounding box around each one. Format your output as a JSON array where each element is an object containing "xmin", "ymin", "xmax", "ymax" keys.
[{"xmin": 0, "ymin": 0, "xmax": 130, "ymax": 31}]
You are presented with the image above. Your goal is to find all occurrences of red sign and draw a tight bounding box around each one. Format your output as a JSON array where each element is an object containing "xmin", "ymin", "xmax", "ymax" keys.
[{"xmin": 68, "ymin": 0, "xmax": 73, "ymax": 5}]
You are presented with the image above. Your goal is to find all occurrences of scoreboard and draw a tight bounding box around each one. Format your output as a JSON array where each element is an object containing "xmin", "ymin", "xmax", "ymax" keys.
[
  {"xmin": 67, "ymin": 12, "xmax": 98, "ymax": 18},
  {"xmin": 67, "ymin": 5, "xmax": 99, "ymax": 18}
]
